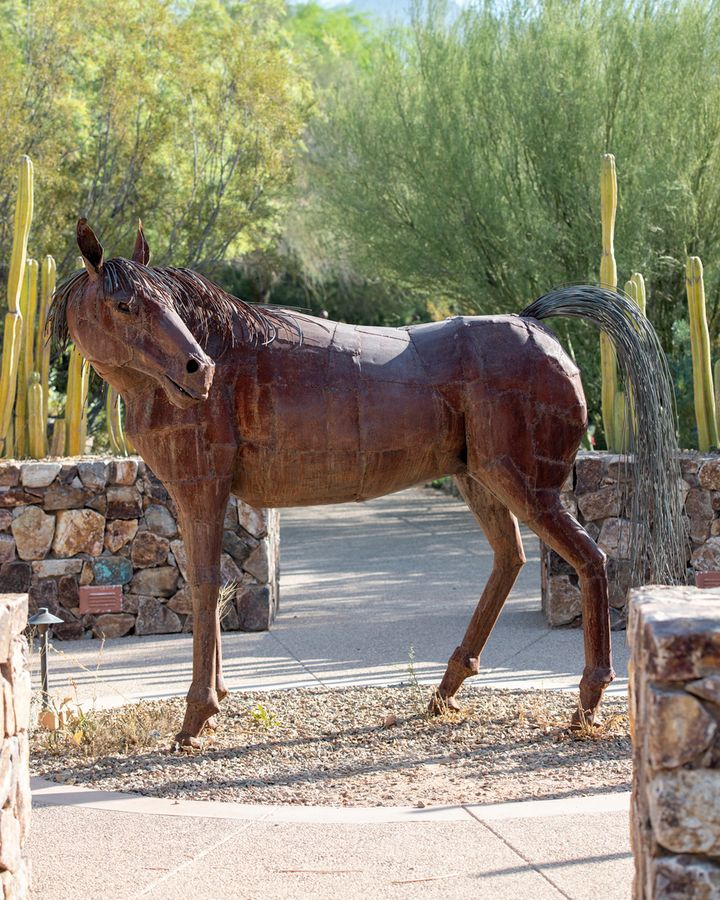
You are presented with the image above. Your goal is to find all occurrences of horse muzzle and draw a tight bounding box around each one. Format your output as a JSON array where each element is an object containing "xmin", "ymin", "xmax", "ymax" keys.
[{"xmin": 161, "ymin": 357, "xmax": 215, "ymax": 409}]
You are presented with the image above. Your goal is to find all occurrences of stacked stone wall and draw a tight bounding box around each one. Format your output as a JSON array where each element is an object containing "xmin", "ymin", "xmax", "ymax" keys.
[
  {"xmin": 0, "ymin": 594, "xmax": 30, "ymax": 897},
  {"xmin": 629, "ymin": 585, "xmax": 720, "ymax": 897},
  {"xmin": 0, "ymin": 457, "xmax": 279, "ymax": 639},
  {"xmin": 542, "ymin": 450, "xmax": 720, "ymax": 627}
]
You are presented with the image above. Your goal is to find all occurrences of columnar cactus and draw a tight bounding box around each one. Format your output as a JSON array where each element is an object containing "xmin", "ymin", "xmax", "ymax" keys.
[
  {"xmin": 27, "ymin": 373, "xmax": 44, "ymax": 458},
  {"xmin": 106, "ymin": 387, "xmax": 130, "ymax": 456},
  {"xmin": 64, "ymin": 345, "xmax": 88, "ymax": 456},
  {"xmin": 686, "ymin": 257, "xmax": 718, "ymax": 451},
  {"xmin": 0, "ymin": 157, "xmax": 33, "ymax": 455},
  {"xmin": 600, "ymin": 153, "xmax": 619, "ymax": 450},
  {"xmin": 631, "ymin": 272, "xmax": 646, "ymax": 315},
  {"xmin": 37, "ymin": 255, "xmax": 56, "ymax": 439},
  {"xmin": 14, "ymin": 258, "xmax": 38, "ymax": 458}
]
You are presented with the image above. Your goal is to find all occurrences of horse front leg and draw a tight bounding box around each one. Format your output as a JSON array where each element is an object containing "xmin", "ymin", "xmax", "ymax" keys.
[{"xmin": 173, "ymin": 480, "xmax": 231, "ymax": 748}]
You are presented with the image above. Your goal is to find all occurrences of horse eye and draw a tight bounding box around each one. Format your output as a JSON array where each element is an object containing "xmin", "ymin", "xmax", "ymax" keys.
[{"xmin": 116, "ymin": 301, "xmax": 132, "ymax": 314}]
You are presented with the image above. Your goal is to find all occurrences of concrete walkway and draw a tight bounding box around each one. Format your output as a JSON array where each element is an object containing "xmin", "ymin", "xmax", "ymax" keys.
[
  {"xmin": 29, "ymin": 486, "xmax": 634, "ymax": 899},
  {"xmin": 34, "ymin": 486, "xmax": 629, "ymax": 707}
]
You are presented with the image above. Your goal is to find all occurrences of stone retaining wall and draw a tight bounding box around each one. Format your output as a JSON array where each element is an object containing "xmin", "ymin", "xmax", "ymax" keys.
[
  {"xmin": 541, "ymin": 450, "xmax": 720, "ymax": 627},
  {"xmin": 629, "ymin": 584, "xmax": 720, "ymax": 898},
  {"xmin": 0, "ymin": 458, "xmax": 279, "ymax": 639},
  {"xmin": 0, "ymin": 593, "xmax": 30, "ymax": 897}
]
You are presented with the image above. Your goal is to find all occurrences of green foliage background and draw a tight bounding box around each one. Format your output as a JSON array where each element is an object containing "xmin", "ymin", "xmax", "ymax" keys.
[
  {"xmin": 300, "ymin": 0, "xmax": 720, "ymax": 446},
  {"xmin": 2, "ymin": 0, "xmax": 720, "ymax": 448}
]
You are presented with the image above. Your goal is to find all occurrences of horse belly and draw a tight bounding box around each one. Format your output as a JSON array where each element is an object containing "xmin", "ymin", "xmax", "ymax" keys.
[{"xmin": 233, "ymin": 381, "xmax": 463, "ymax": 507}]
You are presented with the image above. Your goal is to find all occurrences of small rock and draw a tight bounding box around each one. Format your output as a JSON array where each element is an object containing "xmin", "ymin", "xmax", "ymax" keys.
[
  {"xmin": 685, "ymin": 488, "xmax": 715, "ymax": 543},
  {"xmin": 57, "ymin": 575, "xmax": 80, "ymax": 610},
  {"xmin": 169, "ymin": 540, "xmax": 188, "ymax": 581},
  {"xmin": 77, "ymin": 461, "xmax": 108, "ymax": 490},
  {"xmin": 691, "ymin": 538, "xmax": 720, "ymax": 572},
  {"xmin": 224, "ymin": 496, "xmax": 238, "ymax": 531},
  {"xmin": 31, "ymin": 559, "xmax": 83, "ymax": 578},
  {"xmin": 135, "ymin": 597, "xmax": 182, "ymax": 635},
  {"xmin": 384, "ymin": 714, "xmax": 397, "ymax": 728},
  {"xmin": 699, "ymin": 459, "xmax": 720, "ymax": 490},
  {"xmin": 647, "ymin": 688, "xmax": 716, "ymax": 768},
  {"xmin": 0, "ymin": 511, "xmax": 12, "ymax": 532},
  {"xmin": 106, "ymin": 486, "xmax": 142, "ymax": 519},
  {"xmin": 79, "ymin": 562, "xmax": 94, "ymax": 586},
  {"xmin": 104, "ymin": 519, "xmax": 138, "ymax": 553},
  {"xmin": 110, "ymin": 459, "xmax": 139, "ymax": 485},
  {"xmin": 52, "ymin": 509, "xmax": 105, "ymax": 557},
  {"xmin": 220, "ymin": 553, "xmax": 243, "ymax": 585},
  {"xmin": 649, "ymin": 770, "xmax": 720, "ymax": 854},
  {"xmin": 143, "ymin": 505, "xmax": 177, "ymax": 538},
  {"xmin": 597, "ymin": 518, "xmax": 632, "ymax": 559},
  {"xmin": 92, "ymin": 613, "xmax": 135, "ymax": 639},
  {"xmin": 43, "ymin": 483, "xmax": 92, "ymax": 510},
  {"xmin": 577, "ymin": 487, "xmax": 620, "ymax": 522},
  {"xmin": 222, "ymin": 530, "xmax": 255, "ymax": 566},
  {"xmin": 11, "ymin": 507, "xmax": 55, "ymax": 560},
  {"xmin": 92, "ymin": 557, "xmax": 133, "ymax": 586},
  {"xmin": 129, "ymin": 566, "xmax": 179, "ymax": 598},
  {"xmin": 0, "ymin": 488, "xmax": 40, "ymax": 508},
  {"xmin": 244, "ymin": 543, "xmax": 269, "ymax": 582},
  {"xmin": 0, "ymin": 535, "xmax": 15, "ymax": 564},
  {"xmin": 122, "ymin": 594, "xmax": 143, "ymax": 615},
  {"xmin": 0, "ymin": 466, "xmax": 19, "ymax": 488},
  {"xmin": 167, "ymin": 585, "xmax": 193, "ymax": 615},
  {"xmin": 0, "ymin": 562, "xmax": 30, "ymax": 594},
  {"xmin": 236, "ymin": 584, "xmax": 272, "ymax": 631},
  {"xmin": 238, "ymin": 503, "xmax": 268, "ymax": 538},
  {"xmin": 687, "ymin": 675, "xmax": 720, "ymax": 706},
  {"xmin": 20, "ymin": 462, "xmax": 61, "ymax": 488},
  {"xmin": 542, "ymin": 575, "xmax": 581, "ymax": 626},
  {"xmin": 131, "ymin": 531, "xmax": 169, "ymax": 568}
]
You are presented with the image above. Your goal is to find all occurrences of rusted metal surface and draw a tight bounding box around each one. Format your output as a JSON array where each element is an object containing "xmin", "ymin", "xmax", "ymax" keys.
[{"xmin": 49, "ymin": 219, "xmax": 682, "ymax": 747}]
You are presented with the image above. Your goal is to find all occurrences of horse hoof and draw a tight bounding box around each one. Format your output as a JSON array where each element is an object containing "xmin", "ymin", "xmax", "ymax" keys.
[
  {"xmin": 428, "ymin": 690, "xmax": 461, "ymax": 716},
  {"xmin": 204, "ymin": 715, "xmax": 218, "ymax": 732},
  {"xmin": 174, "ymin": 731, "xmax": 203, "ymax": 751}
]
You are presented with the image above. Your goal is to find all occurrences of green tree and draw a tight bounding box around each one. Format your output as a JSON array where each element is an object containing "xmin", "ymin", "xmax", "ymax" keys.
[
  {"xmin": 302, "ymin": 0, "xmax": 720, "ymax": 444},
  {"xmin": 0, "ymin": 0, "xmax": 311, "ymax": 272}
]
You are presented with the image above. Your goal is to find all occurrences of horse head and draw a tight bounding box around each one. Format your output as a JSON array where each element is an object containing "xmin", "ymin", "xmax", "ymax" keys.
[{"xmin": 64, "ymin": 219, "xmax": 215, "ymax": 409}]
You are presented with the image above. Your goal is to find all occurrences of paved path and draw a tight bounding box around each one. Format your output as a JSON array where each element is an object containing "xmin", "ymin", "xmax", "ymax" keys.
[
  {"xmin": 29, "ymin": 486, "xmax": 634, "ymax": 899},
  {"xmin": 35, "ymin": 486, "xmax": 629, "ymax": 707},
  {"xmin": 30, "ymin": 779, "xmax": 632, "ymax": 899}
]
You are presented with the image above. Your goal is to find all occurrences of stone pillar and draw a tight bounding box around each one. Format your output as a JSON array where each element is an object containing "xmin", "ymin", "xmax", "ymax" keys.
[
  {"xmin": 628, "ymin": 585, "xmax": 720, "ymax": 898},
  {"xmin": 0, "ymin": 593, "xmax": 31, "ymax": 897}
]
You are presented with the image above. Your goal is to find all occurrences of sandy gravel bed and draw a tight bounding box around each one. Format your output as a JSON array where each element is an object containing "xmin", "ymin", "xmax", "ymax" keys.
[{"xmin": 30, "ymin": 686, "xmax": 630, "ymax": 807}]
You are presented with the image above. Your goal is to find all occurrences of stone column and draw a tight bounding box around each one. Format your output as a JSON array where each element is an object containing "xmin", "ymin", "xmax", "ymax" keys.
[
  {"xmin": 628, "ymin": 585, "xmax": 720, "ymax": 898},
  {"xmin": 0, "ymin": 593, "xmax": 31, "ymax": 897}
]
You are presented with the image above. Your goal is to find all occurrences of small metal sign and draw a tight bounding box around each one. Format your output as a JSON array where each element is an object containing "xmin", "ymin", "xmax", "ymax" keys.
[
  {"xmin": 78, "ymin": 584, "xmax": 123, "ymax": 614},
  {"xmin": 695, "ymin": 571, "xmax": 720, "ymax": 589}
]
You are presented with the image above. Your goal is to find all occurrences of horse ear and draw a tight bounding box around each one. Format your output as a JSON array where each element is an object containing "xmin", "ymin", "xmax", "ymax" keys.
[
  {"xmin": 77, "ymin": 219, "xmax": 104, "ymax": 279},
  {"xmin": 131, "ymin": 219, "xmax": 150, "ymax": 265}
]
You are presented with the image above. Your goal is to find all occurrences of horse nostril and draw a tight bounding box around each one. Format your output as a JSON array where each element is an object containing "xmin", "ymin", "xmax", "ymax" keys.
[{"xmin": 186, "ymin": 359, "xmax": 200, "ymax": 374}]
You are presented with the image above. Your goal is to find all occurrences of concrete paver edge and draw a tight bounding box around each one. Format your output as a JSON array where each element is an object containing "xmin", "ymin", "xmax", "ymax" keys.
[{"xmin": 31, "ymin": 777, "xmax": 629, "ymax": 825}]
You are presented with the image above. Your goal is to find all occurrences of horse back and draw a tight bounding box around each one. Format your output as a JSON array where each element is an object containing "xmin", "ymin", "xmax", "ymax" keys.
[{"xmin": 230, "ymin": 315, "xmax": 467, "ymax": 506}]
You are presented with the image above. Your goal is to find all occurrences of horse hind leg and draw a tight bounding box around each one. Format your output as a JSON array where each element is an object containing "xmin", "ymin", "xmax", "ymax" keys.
[
  {"xmin": 431, "ymin": 475, "xmax": 526, "ymax": 713},
  {"xmin": 528, "ymin": 500, "xmax": 615, "ymax": 723}
]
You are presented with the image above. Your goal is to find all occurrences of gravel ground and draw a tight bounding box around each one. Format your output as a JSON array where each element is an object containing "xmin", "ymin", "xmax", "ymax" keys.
[{"xmin": 30, "ymin": 686, "xmax": 630, "ymax": 807}]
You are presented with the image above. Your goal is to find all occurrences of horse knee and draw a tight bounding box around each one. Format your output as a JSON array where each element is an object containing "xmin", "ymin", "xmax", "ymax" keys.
[
  {"xmin": 576, "ymin": 543, "xmax": 607, "ymax": 581},
  {"xmin": 503, "ymin": 545, "xmax": 525, "ymax": 575}
]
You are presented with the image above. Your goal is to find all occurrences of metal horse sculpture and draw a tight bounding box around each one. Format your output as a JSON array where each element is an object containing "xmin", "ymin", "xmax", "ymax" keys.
[{"xmin": 50, "ymin": 220, "xmax": 685, "ymax": 747}]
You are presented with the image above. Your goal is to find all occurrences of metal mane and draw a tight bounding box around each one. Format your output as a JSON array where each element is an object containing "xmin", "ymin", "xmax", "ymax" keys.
[{"xmin": 48, "ymin": 258, "xmax": 299, "ymax": 353}]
